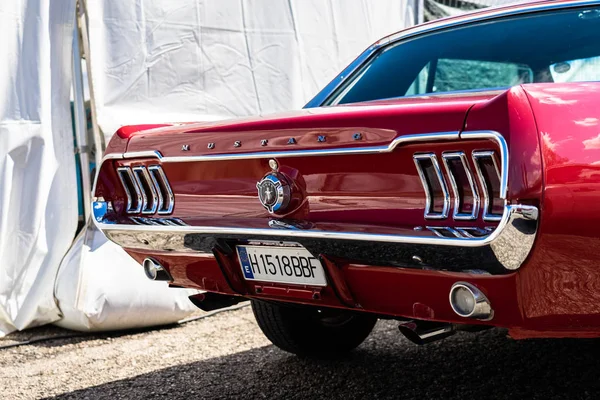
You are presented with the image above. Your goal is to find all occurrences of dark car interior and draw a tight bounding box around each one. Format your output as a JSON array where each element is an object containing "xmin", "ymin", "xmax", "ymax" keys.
[{"xmin": 328, "ymin": 6, "xmax": 600, "ymax": 105}]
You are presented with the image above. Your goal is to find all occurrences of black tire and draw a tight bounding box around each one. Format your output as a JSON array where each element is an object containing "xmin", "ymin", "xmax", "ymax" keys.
[{"xmin": 251, "ymin": 300, "xmax": 377, "ymax": 358}]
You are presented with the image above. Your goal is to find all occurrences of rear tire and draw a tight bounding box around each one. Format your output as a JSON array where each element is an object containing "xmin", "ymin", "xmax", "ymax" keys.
[{"xmin": 251, "ymin": 300, "xmax": 377, "ymax": 358}]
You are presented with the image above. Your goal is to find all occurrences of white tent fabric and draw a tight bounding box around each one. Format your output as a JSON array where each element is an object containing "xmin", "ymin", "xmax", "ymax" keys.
[
  {"xmin": 2, "ymin": 0, "xmax": 417, "ymax": 335},
  {"xmin": 86, "ymin": 0, "xmax": 417, "ymax": 136},
  {"xmin": 54, "ymin": 225, "xmax": 198, "ymax": 332},
  {"xmin": 0, "ymin": 0, "xmax": 78, "ymax": 336},
  {"xmin": 51, "ymin": 0, "xmax": 416, "ymax": 332}
]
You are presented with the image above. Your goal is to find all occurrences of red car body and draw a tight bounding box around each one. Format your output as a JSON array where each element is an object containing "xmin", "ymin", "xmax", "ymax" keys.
[{"xmin": 93, "ymin": 0, "xmax": 600, "ymax": 340}]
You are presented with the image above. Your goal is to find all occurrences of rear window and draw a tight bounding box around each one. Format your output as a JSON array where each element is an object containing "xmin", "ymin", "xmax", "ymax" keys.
[{"xmin": 328, "ymin": 6, "xmax": 600, "ymax": 105}]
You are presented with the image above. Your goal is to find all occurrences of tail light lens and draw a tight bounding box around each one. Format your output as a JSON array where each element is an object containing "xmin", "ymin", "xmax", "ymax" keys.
[
  {"xmin": 117, "ymin": 165, "xmax": 174, "ymax": 215},
  {"xmin": 472, "ymin": 151, "xmax": 503, "ymax": 221},
  {"xmin": 413, "ymin": 153, "xmax": 450, "ymax": 219},
  {"xmin": 415, "ymin": 149, "xmax": 504, "ymax": 222}
]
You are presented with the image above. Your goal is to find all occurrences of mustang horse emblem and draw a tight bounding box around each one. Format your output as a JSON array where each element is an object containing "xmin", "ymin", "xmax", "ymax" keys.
[{"xmin": 256, "ymin": 173, "xmax": 291, "ymax": 214}]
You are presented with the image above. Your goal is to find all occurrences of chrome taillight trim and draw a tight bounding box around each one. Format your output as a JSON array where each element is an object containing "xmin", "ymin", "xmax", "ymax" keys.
[
  {"xmin": 455, "ymin": 227, "xmax": 494, "ymax": 238},
  {"xmin": 426, "ymin": 226, "xmax": 493, "ymax": 239},
  {"xmin": 472, "ymin": 151, "xmax": 503, "ymax": 222},
  {"xmin": 117, "ymin": 167, "xmax": 142, "ymax": 214},
  {"xmin": 148, "ymin": 165, "xmax": 175, "ymax": 215},
  {"xmin": 413, "ymin": 153, "xmax": 450, "ymax": 220},
  {"xmin": 461, "ymin": 130, "xmax": 508, "ymax": 200},
  {"xmin": 132, "ymin": 166, "xmax": 158, "ymax": 214},
  {"xmin": 426, "ymin": 226, "xmax": 462, "ymax": 238},
  {"xmin": 442, "ymin": 151, "xmax": 480, "ymax": 221},
  {"xmin": 117, "ymin": 165, "xmax": 174, "ymax": 215}
]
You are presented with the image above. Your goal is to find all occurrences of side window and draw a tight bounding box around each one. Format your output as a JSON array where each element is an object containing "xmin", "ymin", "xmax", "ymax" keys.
[
  {"xmin": 433, "ymin": 59, "xmax": 533, "ymax": 92},
  {"xmin": 550, "ymin": 56, "xmax": 600, "ymax": 83},
  {"xmin": 405, "ymin": 59, "xmax": 533, "ymax": 96},
  {"xmin": 326, "ymin": 7, "xmax": 600, "ymax": 106},
  {"xmin": 405, "ymin": 63, "xmax": 430, "ymax": 96}
]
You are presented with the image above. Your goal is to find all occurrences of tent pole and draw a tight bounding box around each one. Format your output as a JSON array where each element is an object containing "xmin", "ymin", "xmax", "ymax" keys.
[
  {"xmin": 77, "ymin": 0, "xmax": 104, "ymax": 170},
  {"xmin": 72, "ymin": 7, "xmax": 91, "ymax": 222}
]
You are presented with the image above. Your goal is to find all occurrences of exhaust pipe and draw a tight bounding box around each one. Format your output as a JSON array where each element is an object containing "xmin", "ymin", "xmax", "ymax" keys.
[
  {"xmin": 143, "ymin": 258, "xmax": 173, "ymax": 281},
  {"xmin": 188, "ymin": 293, "xmax": 246, "ymax": 312},
  {"xmin": 449, "ymin": 282, "xmax": 493, "ymax": 320},
  {"xmin": 398, "ymin": 320, "xmax": 455, "ymax": 345}
]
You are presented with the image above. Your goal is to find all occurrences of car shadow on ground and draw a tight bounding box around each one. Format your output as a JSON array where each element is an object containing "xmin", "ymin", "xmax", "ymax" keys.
[{"xmin": 46, "ymin": 325, "xmax": 600, "ymax": 400}]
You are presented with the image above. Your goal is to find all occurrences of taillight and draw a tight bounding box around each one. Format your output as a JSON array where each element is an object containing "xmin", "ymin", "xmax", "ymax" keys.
[
  {"xmin": 472, "ymin": 151, "xmax": 503, "ymax": 221},
  {"xmin": 442, "ymin": 152, "xmax": 480, "ymax": 220},
  {"xmin": 414, "ymin": 150, "xmax": 503, "ymax": 222},
  {"xmin": 117, "ymin": 165, "xmax": 174, "ymax": 215},
  {"xmin": 413, "ymin": 153, "xmax": 450, "ymax": 219}
]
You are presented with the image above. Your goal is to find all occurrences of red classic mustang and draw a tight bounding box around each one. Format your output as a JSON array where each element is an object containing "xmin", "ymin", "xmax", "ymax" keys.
[{"xmin": 93, "ymin": 0, "xmax": 600, "ymax": 356}]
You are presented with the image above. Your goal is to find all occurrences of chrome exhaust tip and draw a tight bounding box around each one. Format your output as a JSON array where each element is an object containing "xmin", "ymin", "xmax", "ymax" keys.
[
  {"xmin": 398, "ymin": 320, "xmax": 455, "ymax": 345},
  {"xmin": 449, "ymin": 282, "xmax": 493, "ymax": 320},
  {"xmin": 143, "ymin": 258, "xmax": 172, "ymax": 281}
]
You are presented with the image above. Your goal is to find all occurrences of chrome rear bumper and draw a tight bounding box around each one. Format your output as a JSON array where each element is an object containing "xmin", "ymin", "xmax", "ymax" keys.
[{"xmin": 92, "ymin": 203, "xmax": 538, "ymax": 274}]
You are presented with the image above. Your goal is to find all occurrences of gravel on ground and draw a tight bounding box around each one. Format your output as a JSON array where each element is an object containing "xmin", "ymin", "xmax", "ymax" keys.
[{"xmin": 1, "ymin": 304, "xmax": 600, "ymax": 400}]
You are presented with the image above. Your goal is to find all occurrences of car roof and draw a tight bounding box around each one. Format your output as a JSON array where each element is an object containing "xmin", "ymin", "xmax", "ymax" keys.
[
  {"xmin": 305, "ymin": 0, "xmax": 600, "ymax": 108},
  {"xmin": 379, "ymin": 0, "xmax": 598, "ymax": 46}
]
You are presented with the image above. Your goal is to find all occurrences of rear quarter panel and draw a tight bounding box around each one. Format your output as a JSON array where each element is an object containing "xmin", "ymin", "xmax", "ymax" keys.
[{"xmin": 518, "ymin": 82, "xmax": 600, "ymax": 334}]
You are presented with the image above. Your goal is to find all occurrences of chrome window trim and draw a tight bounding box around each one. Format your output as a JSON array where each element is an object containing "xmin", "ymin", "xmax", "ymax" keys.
[
  {"xmin": 116, "ymin": 167, "xmax": 142, "ymax": 214},
  {"xmin": 304, "ymin": 0, "xmax": 600, "ymax": 108},
  {"xmin": 132, "ymin": 166, "xmax": 159, "ymax": 215},
  {"xmin": 442, "ymin": 151, "xmax": 480, "ymax": 221},
  {"xmin": 413, "ymin": 153, "xmax": 450, "ymax": 219},
  {"xmin": 472, "ymin": 150, "xmax": 504, "ymax": 222}
]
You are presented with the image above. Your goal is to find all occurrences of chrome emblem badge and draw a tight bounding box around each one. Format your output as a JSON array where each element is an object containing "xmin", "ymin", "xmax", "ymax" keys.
[{"xmin": 256, "ymin": 173, "xmax": 290, "ymax": 214}]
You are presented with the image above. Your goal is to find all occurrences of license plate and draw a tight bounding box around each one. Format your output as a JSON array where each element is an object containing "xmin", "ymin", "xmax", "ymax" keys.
[{"xmin": 236, "ymin": 245, "xmax": 327, "ymax": 286}]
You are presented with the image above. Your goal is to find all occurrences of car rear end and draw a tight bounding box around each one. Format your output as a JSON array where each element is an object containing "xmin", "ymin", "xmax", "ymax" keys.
[{"xmin": 92, "ymin": 88, "xmax": 542, "ymax": 336}]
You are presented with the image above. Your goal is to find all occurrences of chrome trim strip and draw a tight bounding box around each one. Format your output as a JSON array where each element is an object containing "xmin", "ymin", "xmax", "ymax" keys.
[
  {"xmin": 93, "ymin": 204, "xmax": 538, "ymax": 271},
  {"xmin": 95, "ymin": 130, "xmax": 509, "ymax": 217},
  {"xmin": 121, "ymin": 132, "xmax": 460, "ymax": 163},
  {"xmin": 147, "ymin": 167, "xmax": 164, "ymax": 213},
  {"xmin": 124, "ymin": 150, "xmax": 163, "ymax": 160},
  {"xmin": 132, "ymin": 167, "xmax": 159, "ymax": 215},
  {"xmin": 148, "ymin": 165, "xmax": 175, "ymax": 214},
  {"xmin": 442, "ymin": 151, "xmax": 480, "ymax": 221},
  {"xmin": 462, "ymin": 131, "xmax": 508, "ymax": 199},
  {"xmin": 455, "ymin": 227, "xmax": 492, "ymax": 238},
  {"xmin": 413, "ymin": 153, "xmax": 450, "ymax": 219},
  {"xmin": 303, "ymin": 0, "xmax": 599, "ymax": 108},
  {"xmin": 116, "ymin": 167, "xmax": 142, "ymax": 214},
  {"xmin": 472, "ymin": 150, "xmax": 503, "ymax": 222},
  {"xmin": 148, "ymin": 165, "xmax": 165, "ymax": 211},
  {"xmin": 94, "ymin": 204, "xmax": 535, "ymax": 248},
  {"xmin": 426, "ymin": 226, "xmax": 462, "ymax": 238}
]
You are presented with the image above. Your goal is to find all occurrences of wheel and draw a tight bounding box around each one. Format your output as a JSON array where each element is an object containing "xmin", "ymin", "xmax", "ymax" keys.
[{"xmin": 251, "ymin": 300, "xmax": 377, "ymax": 358}]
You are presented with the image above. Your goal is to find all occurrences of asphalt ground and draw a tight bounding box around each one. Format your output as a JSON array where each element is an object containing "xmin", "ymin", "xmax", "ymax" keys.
[{"xmin": 1, "ymin": 304, "xmax": 600, "ymax": 400}]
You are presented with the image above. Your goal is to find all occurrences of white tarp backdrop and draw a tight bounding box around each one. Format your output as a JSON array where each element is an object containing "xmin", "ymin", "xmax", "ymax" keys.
[
  {"xmin": 86, "ymin": 0, "xmax": 417, "ymax": 136},
  {"xmin": 54, "ymin": 226, "xmax": 199, "ymax": 332},
  {"xmin": 0, "ymin": 0, "xmax": 78, "ymax": 336},
  {"xmin": 1, "ymin": 0, "xmax": 417, "ymax": 335}
]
